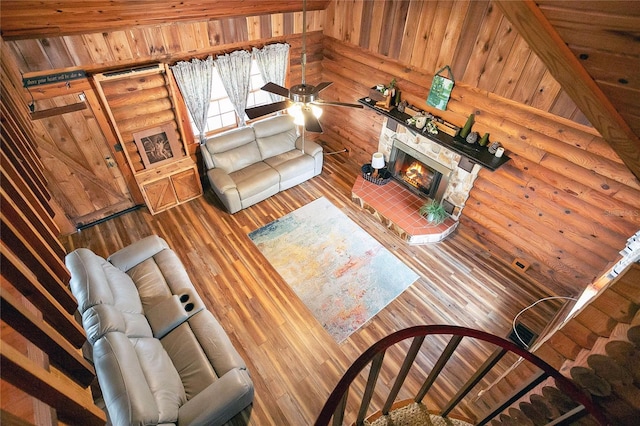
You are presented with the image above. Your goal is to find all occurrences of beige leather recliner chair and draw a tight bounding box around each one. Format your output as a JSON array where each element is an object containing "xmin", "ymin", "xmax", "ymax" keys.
[{"xmin": 66, "ymin": 235, "xmax": 254, "ymax": 426}]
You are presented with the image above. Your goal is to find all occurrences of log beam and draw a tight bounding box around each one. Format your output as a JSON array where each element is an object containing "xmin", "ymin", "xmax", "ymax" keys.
[{"xmin": 495, "ymin": 1, "xmax": 640, "ymax": 182}]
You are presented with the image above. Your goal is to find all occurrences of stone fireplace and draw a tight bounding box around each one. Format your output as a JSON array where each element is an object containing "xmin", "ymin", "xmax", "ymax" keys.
[
  {"xmin": 379, "ymin": 125, "xmax": 481, "ymax": 220},
  {"xmin": 351, "ymin": 120, "xmax": 482, "ymax": 243}
]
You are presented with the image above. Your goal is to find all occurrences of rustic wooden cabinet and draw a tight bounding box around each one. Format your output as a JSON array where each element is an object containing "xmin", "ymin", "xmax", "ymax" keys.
[
  {"xmin": 137, "ymin": 158, "xmax": 201, "ymax": 214},
  {"xmin": 94, "ymin": 64, "xmax": 202, "ymax": 215}
]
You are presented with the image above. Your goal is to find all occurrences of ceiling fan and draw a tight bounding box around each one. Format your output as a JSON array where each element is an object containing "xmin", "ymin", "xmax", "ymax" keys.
[{"xmin": 244, "ymin": 0, "xmax": 363, "ymax": 133}]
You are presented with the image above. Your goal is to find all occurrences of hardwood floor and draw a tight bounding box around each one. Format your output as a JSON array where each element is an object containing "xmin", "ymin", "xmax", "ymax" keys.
[{"xmin": 61, "ymin": 152, "xmax": 565, "ymax": 424}]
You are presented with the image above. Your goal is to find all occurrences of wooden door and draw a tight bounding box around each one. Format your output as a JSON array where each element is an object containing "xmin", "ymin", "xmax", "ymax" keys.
[{"xmin": 29, "ymin": 84, "xmax": 138, "ymax": 228}]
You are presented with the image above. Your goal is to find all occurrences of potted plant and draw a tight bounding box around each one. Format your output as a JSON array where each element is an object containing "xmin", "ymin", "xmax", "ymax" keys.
[{"xmin": 419, "ymin": 199, "xmax": 448, "ymax": 224}]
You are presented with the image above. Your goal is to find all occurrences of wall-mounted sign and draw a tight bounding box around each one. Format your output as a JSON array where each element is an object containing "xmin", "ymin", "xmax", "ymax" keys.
[
  {"xmin": 23, "ymin": 70, "xmax": 87, "ymax": 88},
  {"xmin": 426, "ymin": 65, "xmax": 454, "ymax": 111}
]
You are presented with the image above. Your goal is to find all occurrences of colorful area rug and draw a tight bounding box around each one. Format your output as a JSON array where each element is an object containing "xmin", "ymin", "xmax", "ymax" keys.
[{"xmin": 248, "ymin": 197, "xmax": 419, "ymax": 343}]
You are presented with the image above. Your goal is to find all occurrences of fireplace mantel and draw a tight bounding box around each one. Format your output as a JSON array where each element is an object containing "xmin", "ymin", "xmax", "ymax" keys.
[{"xmin": 358, "ymin": 98, "xmax": 509, "ymax": 171}]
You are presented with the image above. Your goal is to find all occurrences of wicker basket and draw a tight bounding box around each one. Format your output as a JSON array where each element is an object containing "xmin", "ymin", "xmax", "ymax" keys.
[{"xmin": 362, "ymin": 164, "xmax": 392, "ymax": 185}]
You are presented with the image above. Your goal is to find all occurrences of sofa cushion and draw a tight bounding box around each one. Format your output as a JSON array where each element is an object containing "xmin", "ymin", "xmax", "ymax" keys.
[
  {"xmin": 253, "ymin": 115, "xmax": 298, "ymax": 159},
  {"xmin": 205, "ymin": 127, "xmax": 262, "ymax": 174},
  {"xmin": 188, "ymin": 309, "xmax": 248, "ymax": 377},
  {"xmin": 93, "ymin": 333, "xmax": 186, "ymax": 426},
  {"xmin": 134, "ymin": 337, "xmax": 187, "ymax": 423},
  {"xmin": 230, "ymin": 161, "xmax": 280, "ymax": 199},
  {"xmin": 108, "ymin": 235, "xmax": 169, "ymax": 272},
  {"xmin": 82, "ymin": 304, "xmax": 152, "ymax": 343},
  {"xmin": 161, "ymin": 321, "xmax": 219, "ymax": 399},
  {"xmin": 66, "ymin": 248, "xmax": 143, "ymax": 315}
]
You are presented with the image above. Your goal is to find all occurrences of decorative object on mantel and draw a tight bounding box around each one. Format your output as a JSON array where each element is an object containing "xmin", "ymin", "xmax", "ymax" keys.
[
  {"xmin": 370, "ymin": 78, "xmax": 398, "ymax": 111},
  {"xmin": 419, "ymin": 199, "xmax": 448, "ymax": 225},
  {"xmin": 479, "ymin": 132, "xmax": 490, "ymax": 147},
  {"xmin": 424, "ymin": 119, "xmax": 438, "ymax": 135},
  {"xmin": 488, "ymin": 141, "xmax": 502, "ymax": 155},
  {"xmin": 459, "ymin": 113, "xmax": 475, "ymax": 139},
  {"xmin": 466, "ymin": 131, "xmax": 479, "ymax": 144},
  {"xmin": 357, "ymin": 97, "xmax": 509, "ymax": 171},
  {"xmin": 426, "ymin": 65, "xmax": 455, "ymax": 111}
]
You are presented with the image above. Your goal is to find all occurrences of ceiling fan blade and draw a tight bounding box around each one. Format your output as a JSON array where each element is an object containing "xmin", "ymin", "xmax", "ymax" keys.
[
  {"xmin": 312, "ymin": 100, "xmax": 364, "ymax": 109},
  {"xmin": 302, "ymin": 107, "xmax": 323, "ymax": 133},
  {"xmin": 261, "ymin": 82, "xmax": 290, "ymax": 98},
  {"xmin": 312, "ymin": 81, "xmax": 333, "ymax": 93},
  {"xmin": 245, "ymin": 100, "xmax": 290, "ymax": 119}
]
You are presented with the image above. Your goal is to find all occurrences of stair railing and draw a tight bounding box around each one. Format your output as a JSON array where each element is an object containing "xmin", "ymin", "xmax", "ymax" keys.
[{"xmin": 315, "ymin": 325, "xmax": 608, "ymax": 426}]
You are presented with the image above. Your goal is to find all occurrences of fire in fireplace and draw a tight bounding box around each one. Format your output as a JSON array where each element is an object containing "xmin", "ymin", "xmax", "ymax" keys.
[
  {"xmin": 403, "ymin": 161, "xmax": 436, "ymax": 192},
  {"xmin": 388, "ymin": 139, "xmax": 452, "ymax": 202}
]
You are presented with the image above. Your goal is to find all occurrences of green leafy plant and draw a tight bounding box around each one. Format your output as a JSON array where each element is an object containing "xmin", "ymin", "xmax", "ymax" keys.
[{"xmin": 419, "ymin": 199, "xmax": 448, "ymax": 224}]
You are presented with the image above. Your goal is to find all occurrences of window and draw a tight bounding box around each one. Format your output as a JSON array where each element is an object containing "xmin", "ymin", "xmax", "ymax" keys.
[{"xmin": 191, "ymin": 59, "xmax": 272, "ymax": 136}]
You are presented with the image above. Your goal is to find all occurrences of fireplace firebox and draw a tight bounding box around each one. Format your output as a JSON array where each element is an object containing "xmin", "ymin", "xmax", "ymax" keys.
[{"xmin": 388, "ymin": 139, "xmax": 452, "ymax": 203}]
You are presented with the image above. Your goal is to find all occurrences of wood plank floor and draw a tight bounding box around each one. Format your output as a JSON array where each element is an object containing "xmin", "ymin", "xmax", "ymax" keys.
[{"xmin": 61, "ymin": 151, "xmax": 565, "ymax": 424}]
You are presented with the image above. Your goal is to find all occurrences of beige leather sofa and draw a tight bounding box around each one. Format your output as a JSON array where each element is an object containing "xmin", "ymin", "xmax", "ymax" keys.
[
  {"xmin": 66, "ymin": 235, "xmax": 254, "ymax": 426},
  {"xmin": 202, "ymin": 115, "xmax": 323, "ymax": 213}
]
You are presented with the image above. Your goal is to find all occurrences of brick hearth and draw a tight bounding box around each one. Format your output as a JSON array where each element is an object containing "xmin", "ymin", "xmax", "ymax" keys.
[{"xmin": 351, "ymin": 175, "xmax": 458, "ymax": 244}]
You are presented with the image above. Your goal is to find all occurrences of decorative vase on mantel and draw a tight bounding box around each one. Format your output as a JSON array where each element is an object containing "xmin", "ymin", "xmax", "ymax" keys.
[{"xmin": 459, "ymin": 114, "xmax": 474, "ymax": 139}]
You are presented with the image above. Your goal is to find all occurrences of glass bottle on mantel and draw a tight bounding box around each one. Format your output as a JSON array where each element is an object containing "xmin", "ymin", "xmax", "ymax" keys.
[{"xmin": 459, "ymin": 114, "xmax": 474, "ymax": 138}]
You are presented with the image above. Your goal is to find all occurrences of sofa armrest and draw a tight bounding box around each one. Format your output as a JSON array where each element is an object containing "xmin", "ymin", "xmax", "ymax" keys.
[
  {"xmin": 108, "ymin": 235, "xmax": 169, "ymax": 272},
  {"xmin": 207, "ymin": 168, "xmax": 242, "ymax": 214},
  {"xmin": 207, "ymin": 168, "xmax": 236, "ymax": 193},
  {"xmin": 178, "ymin": 368, "xmax": 254, "ymax": 426},
  {"xmin": 296, "ymin": 137, "xmax": 323, "ymax": 157}
]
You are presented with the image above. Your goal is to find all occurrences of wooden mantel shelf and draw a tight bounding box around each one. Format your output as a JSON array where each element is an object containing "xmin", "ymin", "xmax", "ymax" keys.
[{"xmin": 358, "ymin": 98, "xmax": 510, "ymax": 171}]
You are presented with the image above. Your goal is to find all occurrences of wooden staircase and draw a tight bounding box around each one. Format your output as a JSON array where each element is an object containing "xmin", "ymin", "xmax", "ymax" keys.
[
  {"xmin": 315, "ymin": 325, "xmax": 607, "ymax": 425},
  {"xmin": 317, "ymin": 262, "xmax": 640, "ymax": 425}
]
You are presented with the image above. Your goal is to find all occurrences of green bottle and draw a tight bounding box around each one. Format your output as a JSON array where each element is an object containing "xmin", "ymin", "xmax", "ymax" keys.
[
  {"xmin": 479, "ymin": 132, "xmax": 489, "ymax": 146},
  {"xmin": 460, "ymin": 114, "xmax": 474, "ymax": 138}
]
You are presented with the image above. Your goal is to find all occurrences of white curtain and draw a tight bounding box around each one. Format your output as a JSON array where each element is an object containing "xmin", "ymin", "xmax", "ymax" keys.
[
  {"xmin": 253, "ymin": 43, "xmax": 290, "ymax": 102},
  {"xmin": 214, "ymin": 50, "xmax": 252, "ymax": 126},
  {"xmin": 170, "ymin": 56, "xmax": 214, "ymax": 145}
]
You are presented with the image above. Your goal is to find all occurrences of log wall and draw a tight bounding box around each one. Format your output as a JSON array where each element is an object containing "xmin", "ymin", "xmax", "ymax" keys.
[
  {"xmin": 473, "ymin": 263, "xmax": 640, "ymax": 425},
  {"xmin": 319, "ymin": 37, "xmax": 640, "ymax": 296},
  {"xmin": 0, "ymin": 37, "xmax": 104, "ymax": 424}
]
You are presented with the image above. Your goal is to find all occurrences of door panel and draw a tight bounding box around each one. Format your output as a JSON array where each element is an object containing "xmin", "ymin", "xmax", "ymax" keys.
[{"xmin": 31, "ymin": 91, "xmax": 136, "ymax": 227}]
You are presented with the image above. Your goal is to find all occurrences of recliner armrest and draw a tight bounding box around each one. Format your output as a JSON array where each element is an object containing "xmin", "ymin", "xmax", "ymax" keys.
[
  {"xmin": 177, "ymin": 368, "xmax": 254, "ymax": 426},
  {"xmin": 296, "ymin": 138, "xmax": 323, "ymax": 157},
  {"xmin": 108, "ymin": 235, "xmax": 169, "ymax": 272},
  {"xmin": 207, "ymin": 168, "xmax": 237, "ymax": 193}
]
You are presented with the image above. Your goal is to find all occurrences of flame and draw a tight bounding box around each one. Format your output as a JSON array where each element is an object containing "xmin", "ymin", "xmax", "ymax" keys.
[{"xmin": 403, "ymin": 161, "xmax": 434, "ymax": 189}]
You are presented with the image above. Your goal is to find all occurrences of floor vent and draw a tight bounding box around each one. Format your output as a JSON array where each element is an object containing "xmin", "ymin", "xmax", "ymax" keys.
[{"xmin": 508, "ymin": 323, "xmax": 537, "ymax": 349}]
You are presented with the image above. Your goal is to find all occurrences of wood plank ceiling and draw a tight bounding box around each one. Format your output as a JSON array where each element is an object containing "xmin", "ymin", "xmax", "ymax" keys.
[
  {"xmin": 495, "ymin": 0, "xmax": 640, "ymax": 182},
  {"xmin": 1, "ymin": 0, "xmax": 639, "ymax": 179}
]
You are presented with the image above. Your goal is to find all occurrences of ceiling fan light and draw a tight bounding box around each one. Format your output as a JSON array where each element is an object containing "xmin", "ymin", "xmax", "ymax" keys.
[
  {"xmin": 287, "ymin": 104, "xmax": 305, "ymax": 125},
  {"xmin": 311, "ymin": 104, "xmax": 323, "ymax": 118}
]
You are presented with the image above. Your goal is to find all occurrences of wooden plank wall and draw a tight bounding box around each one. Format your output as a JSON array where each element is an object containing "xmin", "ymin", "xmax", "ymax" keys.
[
  {"xmin": 0, "ymin": 38, "xmax": 104, "ymax": 425},
  {"xmin": 318, "ymin": 34, "xmax": 640, "ymax": 295},
  {"xmin": 5, "ymin": 10, "xmax": 325, "ymax": 75},
  {"xmin": 323, "ymin": 0, "xmax": 588, "ymax": 124}
]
